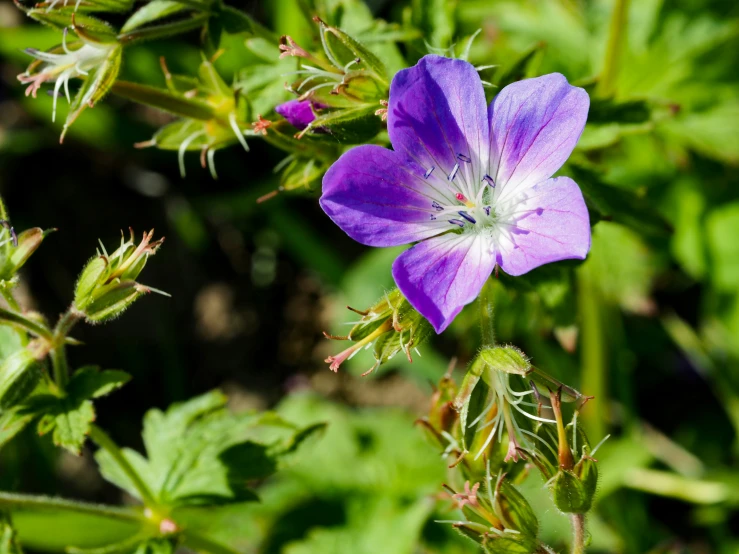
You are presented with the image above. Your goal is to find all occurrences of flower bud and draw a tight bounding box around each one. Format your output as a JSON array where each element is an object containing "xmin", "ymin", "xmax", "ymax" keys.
[
  {"xmin": 74, "ymin": 230, "xmax": 166, "ymax": 322},
  {"xmin": 527, "ymin": 389, "xmax": 601, "ymax": 514},
  {"xmin": 323, "ymin": 288, "xmax": 433, "ymax": 375},
  {"xmin": 479, "ymin": 346, "xmax": 531, "ymax": 376},
  {"xmin": 444, "ymin": 474, "xmax": 539, "ymax": 554},
  {"xmin": 0, "ymin": 343, "xmax": 46, "ymax": 410}
]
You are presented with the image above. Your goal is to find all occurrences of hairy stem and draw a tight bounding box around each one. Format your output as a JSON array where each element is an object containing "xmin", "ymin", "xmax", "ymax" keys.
[
  {"xmin": 598, "ymin": 0, "xmax": 631, "ymax": 97},
  {"xmin": 88, "ymin": 424, "xmax": 158, "ymax": 508},
  {"xmin": 0, "ymin": 306, "xmax": 52, "ymax": 340},
  {"xmin": 0, "ymin": 491, "xmax": 144, "ymax": 522},
  {"xmin": 570, "ymin": 513, "xmax": 587, "ymax": 554},
  {"xmin": 49, "ymin": 309, "xmax": 83, "ymax": 387},
  {"xmin": 479, "ymin": 279, "xmax": 496, "ymax": 347}
]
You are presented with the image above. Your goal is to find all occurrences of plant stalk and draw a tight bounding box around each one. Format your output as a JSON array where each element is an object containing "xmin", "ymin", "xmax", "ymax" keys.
[
  {"xmin": 570, "ymin": 513, "xmax": 587, "ymax": 554},
  {"xmin": 479, "ymin": 278, "xmax": 496, "ymax": 347},
  {"xmin": 0, "ymin": 307, "xmax": 52, "ymax": 340},
  {"xmin": 598, "ymin": 0, "xmax": 631, "ymax": 97}
]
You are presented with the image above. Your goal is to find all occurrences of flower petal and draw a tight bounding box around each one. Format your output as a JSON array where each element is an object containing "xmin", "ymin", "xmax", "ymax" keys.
[
  {"xmin": 275, "ymin": 99, "xmax": 315, "ymax": 130},
  {"xmin": 496, "ymin": 176, "xmax": 591, "ymax": 276},
  {"xmin": 320, "ymin": 144, "xmax": 447, "ymax": 247},
  {"xmin": 392, "ymin": 233, "xmax": 495, "ymax": 333},
  {"xmin": 387, "ymin": 55, "xmax": 489, "ymax": 186},
  {"xmin": 489, "ymin": 73, "xmax": 589, "ymax": 198}
]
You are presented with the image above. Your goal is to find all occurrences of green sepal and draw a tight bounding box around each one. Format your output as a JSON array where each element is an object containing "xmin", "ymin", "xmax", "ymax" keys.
[
  {"xmin": 527, "ymin": 366, "xmax": 585, "ymax": 404},
  {"xmin": 62, "ymin": 43, "xmax": 123, "ymax": 141},
  {"xmin": 0, "ymin": 228, "xmax": 53, "ymax": 281},
  {"xmin": 0, "ymin": 348, "xmax": 44, "ymax": 411},
  {"xmin": 552, "ymin": 469, "xmax": 593, "ymax": 514},
  {"xmin": 74, "ymin": 256, "xmax": 109, "ymax": 311},
  {"xmin": 495, "ymin": 480, "xmax": 538, "ymax": 537},
  {"xmin": 479, "ymin": 346, "xmax": 531, "ymax": 376},
  {"xmin": 82, "ymin": 281, "xmax": 147, "ymax": 323},
  {"xmin": 483, "ymin": 536, "xmax": 538, "ymax": 554},
  {"xmin": 454, "ymin": 357, "xmax": 488, "ymax": 451},
  {"xmin": 305, "ymin": 104, "xmax": 382, "ymax": 143},
  {"xmin": 319, "ymin": 21, "xmax": 388, "ymax": 85}
]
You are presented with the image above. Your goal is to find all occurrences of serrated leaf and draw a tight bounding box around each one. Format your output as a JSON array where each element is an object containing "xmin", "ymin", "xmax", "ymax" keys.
[
  {"xmin": 36, "ymin": 396, "xmax": 95, "ymax": 455},
  {"xmin": 96, "ymin": 391, "xmax": 325, "ymax": 508},
  {"xmin": 67, "ymin": 367, "xmax": 131, "ymax": 399},
  {"xmin": 306, "ymin": 104, "xmax": 382, "ymax": 143}
]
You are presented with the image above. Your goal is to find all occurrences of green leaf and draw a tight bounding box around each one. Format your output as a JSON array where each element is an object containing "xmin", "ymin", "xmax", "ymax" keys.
[
  {"xmin": 706, "ymin": 202, "xmax": 739, "ymax": 293},
  {"xmin": 67, "ymin": 367, "xmax": 131, "ymax": 399},
  {"xmin": 569, "ymin": 163, "xmax": 672, "ymax": 238},
  {"xmin": 121, "ymin": 0, "xmax": 190, "ymax": 33},
  {"xmin": 661, "ymin": 101, "xmax": 739, "ymax": 164},
  {"xmin": 96, "ymin": 391, "xmax": 325, "ymax": 508},
  {"xmin": 0, "ymin": 511, "xmax": 23, "ymax": 554},
  {"xmin": 20, "ymin": 367, "xmax": 129, "ymax": 455}
]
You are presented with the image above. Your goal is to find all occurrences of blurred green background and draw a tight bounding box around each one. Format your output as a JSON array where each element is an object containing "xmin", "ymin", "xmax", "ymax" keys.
[{"xmin": 1, "ymin": 0, "xmax": 738, "ymax": 552}]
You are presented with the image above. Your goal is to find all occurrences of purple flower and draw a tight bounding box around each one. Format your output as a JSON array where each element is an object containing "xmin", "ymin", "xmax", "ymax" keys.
[
  {"xmin": 275, "ymin": 99, "xmax": 318, "ymax": 130},
  {"xmin": 320, "ymin": 55, "xmax": 591, "ymax": 333}
]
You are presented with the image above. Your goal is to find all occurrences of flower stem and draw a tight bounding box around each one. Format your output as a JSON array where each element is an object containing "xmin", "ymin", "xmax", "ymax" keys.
[
  {"xmin": 0, "ymin": 491, "xmax": 144, "ymax": 522},
  {"xmin": 598, "ymin": 0, "xmax": 631, "ymax": 97},
  {"xmin": 479, "ymin": 278, "xmax": 496, "ymax": 347},
  {"xmin": 49, "ymin": 308, "xmax": 83, "ymax": 387},
  {"xmin": 88, "ymin": 424, "xmax": 158, "ymax": 509},
  {"xmin": 570, "ymin": 513, "xmax": 587, "ymax": 554},
  {"xmin": 578, "ymin": 273, "xmax": 607, "ymax": 440},
  {"xmin": 0, "ymin": 306, "xmax": 52, "ymax": 340}
]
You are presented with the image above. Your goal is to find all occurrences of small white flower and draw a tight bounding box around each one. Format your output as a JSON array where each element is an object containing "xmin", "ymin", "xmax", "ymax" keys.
[{"xmin": 17, "ymin": 30, "xmax": 115, "ymax": 122}]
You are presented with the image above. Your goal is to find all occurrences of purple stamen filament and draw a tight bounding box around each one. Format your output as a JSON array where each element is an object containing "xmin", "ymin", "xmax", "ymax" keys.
[{"xmin": 458, "ymin": 211, "xmax": 476, "ymax": 224}]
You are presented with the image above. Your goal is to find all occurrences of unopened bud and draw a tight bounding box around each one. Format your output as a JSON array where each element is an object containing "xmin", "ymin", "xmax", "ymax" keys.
[
  {"xmin": 479, "ymin": 346, "xmax": 530, "ymax": 376},
  {"xmin": 74, "ymin": 230, "xmax": 166, "ymax": 322},
  {"xmin": 324, "ymin": 288, "xmax": 432, "ymax": 375}
]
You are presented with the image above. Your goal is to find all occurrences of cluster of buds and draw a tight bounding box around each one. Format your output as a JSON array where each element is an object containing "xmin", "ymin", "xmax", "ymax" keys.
[
  {"xmin": 418, "ymin": 344, "xmax": 603, "ymax": 551},
  {"xmin": 130, "ymin": 56, "xmax": 253, "ymax": 179},
  {"xmin": 73, "ymin": 229, "xmax": 167, "ymax": 323},
  {"xmin": 441, "ymin": 463, "xmax": 540, "ymax": 553},
  {"xmin": 275, "ymin": 18, "xmax": 389, "ymax": 143},
  {"xmin": 323, "ymin": 288, "xmax": 433, "ymax": 376}
]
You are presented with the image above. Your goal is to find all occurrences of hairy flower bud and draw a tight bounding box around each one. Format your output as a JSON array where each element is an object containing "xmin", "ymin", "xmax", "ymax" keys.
[
  {"xmin": 323, "ymin": 288, "xmax": 433, "ymax": 376},
  {"xmin": 443, "ymin": 470, "xmax": 539, "ymax": 554},
  {"xmin": 526, "ymin": 389, "xmax": 604, "ymax": 514},
  {"xmin": 74, "ymin": 229, "xmax": 166, "ymax": 322}
]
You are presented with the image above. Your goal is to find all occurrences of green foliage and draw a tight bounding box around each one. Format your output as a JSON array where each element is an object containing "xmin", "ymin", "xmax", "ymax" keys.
[
  {"xmin": 96, "ymin": 390, "xmax": 325, "ymax": 507},
  {"xmin": 22, "ymin": 367, "xmax": 130, "ymax": 454}
]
